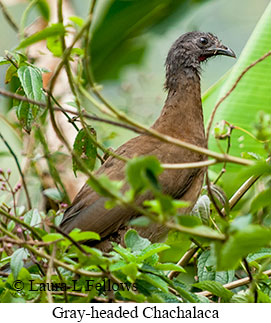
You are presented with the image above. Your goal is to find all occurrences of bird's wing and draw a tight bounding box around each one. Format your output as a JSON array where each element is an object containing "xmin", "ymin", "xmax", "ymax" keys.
[{"xmin": 60, "ymin": 134, "xmax": 202, "ymax": 238}]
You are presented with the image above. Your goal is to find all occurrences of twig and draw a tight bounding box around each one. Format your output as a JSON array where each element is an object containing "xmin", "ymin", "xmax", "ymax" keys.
[
  {"xmin": 168, "ymin": 247, "xmax": 199, "ymax": 279},
  {"xmin": 0, "ymin": 1, "xmax": 19, "ymax": 32},
  {"xmin": 0, "ymin": 237, "xmax": 61, "ymax": 246},
  {"xmin": 49, "ymin": 224, "xmax": 89, "ymax": 255},
  {"xmin": 0, "ymin": 131, "xmax": 32, "ymax": 210},
  {"xmin": 206, "ymin": 51, "xmax": 271, "ymax": 141},
  {"xmin": 46, "ymin": 244, "xmax": 56, "ymax": 303},
  {"xmin": 221, "ymin": 174, "xmax": 260, "ymax": 216},
  {"xmin": 206, "ymin": 172, "xmax": 225, "ymax": 218},
  {"xmin": 162, "ymin": 159, "xmax": 216, "ymax": 169}
]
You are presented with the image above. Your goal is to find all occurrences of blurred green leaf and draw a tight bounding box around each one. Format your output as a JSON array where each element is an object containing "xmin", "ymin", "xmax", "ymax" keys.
[
  {"xmin": 247, "ymin": 247, "xmax": 271, "ymax": 263},
  {"xmin": 155, "ymin": 263, "xmax": 185, "ymax": 273},
  {"xmin": 194, "ymin": 280, "xmax": 234, "ymax": 302},
  {"xmin": 126, "ymin": 155, "xmax": 163, "ymax": 195},
  {"xmin": 47, "ymin": 36, "xmax": 63, "ymax": 57},
  {"xmin": 250, "ymin": 189, "xmax": 271, "ymax": 213},
  {"xmin": 139, "ymin": 272, "xmax": 168, "ymax": 293},
  {"xmin": 192, "ymin": 195, "xmax": 211, "ymax": 225},
  {"xmin": 42, "ymin": 233, "xmax": 63, "ymax": 242},
  {"xmin": 43, "ymin": 188, "xmax": 63, "ymax": 202},
  {"xmin": 90, "ymin": 0, "xmax": 207, "ymax": 80},
  {"xmin": 138, "ymin": 243, "xmax": 170, "ymax": 261},
  {"xmin": 217, "ymin": 225, "xmax": 271, "ymax": 270},
  {"xmin": 69, "ymin": 230, "xmax": 100, "ymax": 242},
  {"xmin": 36, "ymin": 0, "xmax": 50, "ymax": 21},
  {"xmin": 17, "ymin": 24, "xmax": 65, "ymax": 49},
  {"xmin": 87, "ymin": 174, "xmax": 123, "ymax": 198}
]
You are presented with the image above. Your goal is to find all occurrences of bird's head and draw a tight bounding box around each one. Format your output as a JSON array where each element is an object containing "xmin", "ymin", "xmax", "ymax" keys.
[{"xmin": 165, "ymin": 31, "xmax": 236, "ymax": 90}]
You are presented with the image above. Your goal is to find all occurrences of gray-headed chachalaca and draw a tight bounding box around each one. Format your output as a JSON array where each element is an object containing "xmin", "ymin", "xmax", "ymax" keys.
[{"xmin": 60, "ymin": 32, "xmax": 235, "ymax": 251}]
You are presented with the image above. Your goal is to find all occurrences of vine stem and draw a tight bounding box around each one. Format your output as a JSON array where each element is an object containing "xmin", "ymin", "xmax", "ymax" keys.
[{"xmin": 0, "ymin": 131, "xmax": 32, "ymax": 210}]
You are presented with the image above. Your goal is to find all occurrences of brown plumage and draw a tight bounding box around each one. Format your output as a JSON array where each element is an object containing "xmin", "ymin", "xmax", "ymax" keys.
[{"xmin": 60, "ymin": 32, "xmax": 235, "ymax": 251}]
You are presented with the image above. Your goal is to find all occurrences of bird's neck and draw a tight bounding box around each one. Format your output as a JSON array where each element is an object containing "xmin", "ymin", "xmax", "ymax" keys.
[{"xmin": 152, "ymin": 70, "xmax": 206, "ymax": 147}]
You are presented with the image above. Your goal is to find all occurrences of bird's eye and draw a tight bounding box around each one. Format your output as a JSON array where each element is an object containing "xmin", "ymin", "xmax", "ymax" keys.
[{"xmin": 199, "ymin": 37, "xmax": 208, "ymax": 45}]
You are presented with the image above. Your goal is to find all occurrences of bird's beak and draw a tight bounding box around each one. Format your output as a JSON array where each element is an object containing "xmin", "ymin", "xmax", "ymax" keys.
[{"xmin": 207, "ymin": 45, "xmax": 236, "ymax": 58}]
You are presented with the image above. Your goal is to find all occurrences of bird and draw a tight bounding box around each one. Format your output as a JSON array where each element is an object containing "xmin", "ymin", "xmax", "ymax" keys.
[{"xmin": 60, "ymin": 32, "xmax": 236, "ymax": 251}]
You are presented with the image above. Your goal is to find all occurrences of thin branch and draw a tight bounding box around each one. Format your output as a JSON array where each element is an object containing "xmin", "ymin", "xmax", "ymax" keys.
[
  {"xmin": 206, "ymin": 51, "xmax": 271, "ymax": 141},
  {"xmin": 46, "ymin": 244, "xmax": 56, "ymax": 303},
  {"xmin": 162, "ymin": 159, "xmax": 217, "ymax": 169},
  {"xmin": 0, "ymin": 1, "xmax": 19, "ymax": 32},
  {"xmin": 0, "ymin": 237, "xmax": 61, "ymax": 246},
  {"xmin": 221, "ymin": 174, "xmax": 260, "ymax": 216},
  {"xmin": 0, "ymin": 131, "xmax": 32, "ymax": 210},
  {"xmin": 168, "ymin": 247, "xmax": 198, "ymax": 279}
]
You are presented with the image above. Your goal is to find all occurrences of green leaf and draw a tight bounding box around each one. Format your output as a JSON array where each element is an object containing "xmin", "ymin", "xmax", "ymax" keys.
[
  {"xmin": 139, "ymin": 273, "xmax": 168, "ymax": 293},
  {"xmin": 113, "ymin": 243, "xmax": 137, "ymax": 263},
  {"xmin": 218, "ymin": 225, "xmax": 271, "ymax": 270},
  {"xmin": 17, "ymin": 23, "xmax": 65, "ymax": 49},
  {"xmin": 72, "ymin": 127, "xmax": 97, "ymax": 176},
  {"xmin": 69, "ymin": 230, "xmax": 100, "ymax": 242},
  {"xmin": 36, "ymin": 0, "xmax": 50, "ymax": 21},
  {"xmin": 16, "ymin": 66, "xmax": 44, "ymax": 132},
  {"xmin": 229, "ymin": 214, "xmax": 253, "ymax": 233},
  {"xmin": 138, "ymin": 243, "xmax": 170, "ymax": 261},
  {"xmin": 42, "ymin": 233, "xmax": 63, "ymax": 242},
  {"xmin": 129, "ymin": 216, "xmax": 151, "ymax": 227},
  {"xmin": 231, "ymin": 290, "xmax": 254, "ymax": 303},
  {"xmin": 250, "ymin": 189, "xmax": 271, "ymax": 213},
  {"xmin": 197, "ymin": 250, "xmax": 235, "ymax": 285},
  {"xmin": 203, "ymin": 2, "xmax": 271, "ymax": 178},
  {"xmin": 5, "ymin": 64, "xmax": 17, "ymax": 83},
  {"xmin": 15, "ymin": 101, "xmax": 33, "ymax": 133},
  {"xmin": 247, "ymin": 248, "xmax": 271, "ymax": 263},
  {"xmin": 154, "ymin": 263, "xmax": 185, "ymax": 273},
  {"xmin": 124, "ymin": 229, "xmax": 150, "ymax": 252},
  {"xmin": 90, "ymin": 0, "xmax": 203, "ymax": 81},
  {"xmin": 47, "ymin": 36, "xmax": 63, "ymax": 57},
  {"xmin": 119, "ymin": 290, "xmax": 145, "ymax": 302},
  {"xmin": 0, "ymin": 56, "xmax": 9, "ymax": 65},
  {"xmin": 43, "ymin": 188, "xmax": 64, "ymax": 202},
  {"xmin": 160, "ymin": 231, "xmax": 191, "ymax": 263},
  {"xmin": 193, "ymin": 280, "xmax": 234, "ymax": 302},
  {"xmin": 69, "ymin": 16, "xmax": 85, "ymax": 28},
  {"xmin": 126, "ymin": 155, "xmax": 163, "ymax": 194},
  {"xmin": 7, "ymin": 221, "xmax": 15, "ymax": 232},
  {"xmin": 23, "ymin": 209, "xmax": 41, "ymax": 227},
  {"xmin": 87, "ymin": 175, "xmax": 123, "ymax": 198},
  {"xmin": 10, "ymin": 248, "xmax": 28, "ymax": 280},
  {"xmin": 17, "ymin": 66, "xmax": 44, "ymax": 102},
  {"xmin": 192, "ymin": 195, "xmax": 211, "ymax": 225},
  {"xmin": 120, "ymin": 263, "xmax": 138, "ymax": 281}
]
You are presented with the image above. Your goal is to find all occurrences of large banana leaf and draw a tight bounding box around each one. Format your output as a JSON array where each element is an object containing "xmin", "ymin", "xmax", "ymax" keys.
[
  {"xmin": 90, "ymin": 0, "xmax": 208, "ymax": 81},
  {"xmin": 202, "ymin": 1, "xmax": 271, "ymax": 178}
]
